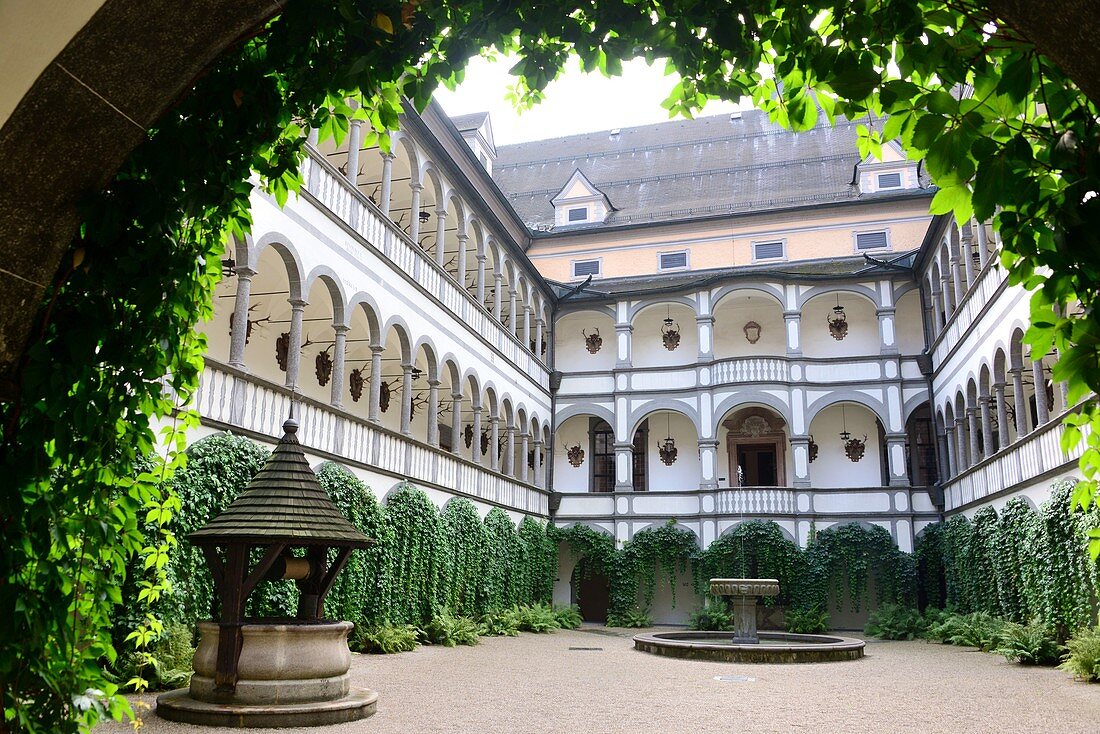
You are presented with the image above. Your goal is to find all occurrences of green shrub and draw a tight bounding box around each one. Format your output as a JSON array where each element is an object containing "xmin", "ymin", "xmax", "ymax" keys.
[
  {"xmin": 552, "ymin": 604, "xmax": 584, "ymax": 630},
  {"xmin": 688, "ymin": 604, "xmax": 734, "ymax": 631},
  {"xmin": 928, "ymin": 612, "xmax": 1006, "ymax": 651},
  {"xmin": 422, "ymin": 614, "xmax": 482, "ymax": 647},
  {"xmin": 606, "ymin": 608, "xmax": 652, "ymax": 628},
  {"xmin": 479, "ymin": 609, "xmax": 522, "ymax": 637},
  {"xmin": 516, "ymin": 603, "xmax": 561, "ymax": 633},
  {"xmin": 1059, "ymin": 626, "xmax": 1100, "ymax": 681},
  {"xmin": 785, "ymin": 606, "xmax": 830, "ymax": 634},
  {"xmin": 113, "ymin": 621, "xmax": 195, "ymax": 691},
  {"xmin": 994, "ymin": 618, "xmax": 1062, "ymax": 666},
  {"xmin": 864, "ymin": 604, "xmax": 927, "ymax": 640},
  {"xmin": 351, "ymin": 623, "xmax": 420, "ymax": 654}
]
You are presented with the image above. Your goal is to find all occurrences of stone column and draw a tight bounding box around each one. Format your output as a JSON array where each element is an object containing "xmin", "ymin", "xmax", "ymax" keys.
[
  {"xmin": 940, "ymin": 273, "xmax": 954, "ymax": 315},
  {"xmin": 520, "ymin": 431, "xmax": 530, "ymax": 483},
  {"xmin": 379, "ymin": 152, "xmax": 394, "ymax": 217},
  {"xmin": 929, "ymin": 287, "xmax": 943, "ymax": 336},
  {"xmin": 493, "ymin": 273, "xmax": 503, "ymax": 319},
  {"xmin": 330, "ymin": 325, "xmax": 348, "ymax": 408},
  {"xmin": 451, "ymin": 391, "xmax": 463, "ymax": 456},
  {"xmin": 961, "ymin": 225, "xmax": 976, "ymax": 287},
  {"xmin": 994, "ymin": 381, "xmax": 1010, "ymax": 447},
  {"xmin": 471, "ymin": 405, "xmax": 483, "ymax": 464},
  {"xmin": 698, "ymin": 439, "xmax": 720, "ymax": 490},
  {"xmin": 979, "ymin": 391, "xmax": 994, "ymax": 457},
  {"xmin": 533, "ymin": 438, "xmax": 544, "ymax": 487},
  {"xmin": 368, "ymin": 345, "xmax": 384, "ymax": 423},
  {"xmin": 503, "ymin": 425, "xmax": 516, "ymax": 477},
  {"xmin": 966, "ymin": 406, "xmax": 981, "ymax": 464},
  {"xmin": 285, "ymin": 298, "xmax": 307, "ymax": 389},
  {"xmin": 535, "ymin": 318, "xmax": 545, "ymax": 358},
  {"xmin": 975, "ymin": 219, "xmax": 990, "ymax": 268},
  {"xmin": 936, "ymin": 431, "xmax": 951, "ymax": 482},
  {"xmin": 345, "ymin": 119, "xmax": 362, "ymax": 186},
  {"xmin": 886, "ymin": 433, "xmax": 909, "ymax": 486},
  {"xmin": 476, "ymin": 254, "xmax": 487, "ymax": 305},
  {"xmin": 945, "ymin": 424, "xmax": 958, "ymax": 477},
  {"xmin": 877, "ymin": 306, "xmax": 898, "ymax": 355},
  {"xmin": 408, "ymin": 183, "xmax": 422, "ymax": 243},
  {"xmin": 426, "ymin": 379, "xmax": 440, "ymax": 447},
  {"xmin": 955, "ymin": 418, "xmax": 969, "ymax": 471},
  {"xmin": 695, "ymin": 313, "xmax": 715, "ymax": 362},
  {"xmin": 228, "ymin": 265, "xmax": 255, "ymax": 369},
  {"xmin": 783, "ymin": 310, "xmax": 802, "ymax": 356},
  {"xmin": 788, "ymin": 435, "xmax": 812, "ymax": 488},
  {"xmin": 614, "ymin": 443, "xmax": 634, "ymax": 492},
  {"xmin": 509, "ymin": 288, "xmax": 518, "ymax": 336},
  {"xmin": 434, "ymin": 208, "xmax": 447, "ymax": 266},
  {"xmin": 456, "ymin": 234, "xmax": 469, "ymax": 289},
  {"xmin": 523, "ymin": 304, "xmax": 532, "ymax": 349},
  {"xmin": 1032, "ymin": 358, "xmax": 1050, "ymax": 426},
  {"xmin": 490, "ymin": 416, "xmax": 500, "ymax": 472},
  {"xmin": 615, "ymin": 323, "xmax": 633, "ymax": 369},
  {"xmin": 1011, "ymin": 367, "xmax": 1030, "ymax": 436},
  {"xmin": 949, "ymin": 251, "xmax": 965, "ymax": 307},
  {"xmin": 400, "ymin": 363, "xmax": 413, "ymax": 436}
]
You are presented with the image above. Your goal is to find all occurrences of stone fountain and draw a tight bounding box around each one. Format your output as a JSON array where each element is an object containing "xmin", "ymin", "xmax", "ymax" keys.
[
  {"xmin": 710, "ymin": 578, "xmax": 780, "ymax": 644},
  {"xmin": 632, "ymin": 577, "xmax": 864, "ymax": 663}
]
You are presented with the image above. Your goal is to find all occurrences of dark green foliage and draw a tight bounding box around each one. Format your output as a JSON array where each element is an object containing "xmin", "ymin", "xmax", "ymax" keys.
[
  {"xmin": 802, "ymin": 523, "xmax": 916, "ymax": 612},
  {"xmin": 941, "ymin": 515, "xmax": 976, "ymax": 612},
  {"xmin": 552, "ymin": 604, "xmax": 583, "ymax": 630},
  {"xmin": 784, "ymin": 607, "xmax": 830, "ymax": 635},
  {"xmin": 423, "ymin": 614, "xmax": 482, "ymax": 647},
  {"xmin": 351, "ymin": 623, "xmax": 420, "ymax": 654},
  {"xmin": 1059, "ymin": 626, "xmax": 1100, "ymax": 682},
  {"xmin": 520, "ymin": 517, "xmax": 557, "ymax": 604},
  {"xmin": 864, "ymin": 604, "xmax": 927, "ymax": 640},
  {"xmin": 606, "ymin": 608, "xmax": 653, "ymax": 628},
  {"xmin": 914, "ymin": 524, "xmax": 947, "ymax": 610},
  {"xmin": 515, "ymin": 603, "xmax": 561, "ymax": 633},
  {"xmin": 316, "ymin": 463, "xmax": 390, "ymax": 626},
  {"xmin": 688, "ymin": 603, "xmax": 735, "ymax": 631},
  {"xmin": 971, "ymin": 507, "xmax": 1002, "ymax": 615},
  {"xmin": 927, "ymin": 612, "xmax": 1006, "ymax": 651},
  {"xmin": 620, "ymin": 520, "xmax": 700, "ymax": 610},
  {"xmin": 994, "ymin": 619, "xmax": 1062, "ymax": 666},
  {"xmin": 113, "ymin": 621, "xmax": 195, "ymax": 692},
  {"xmin": 385, "ymin": 484, "xmax": 444, "ymax": 626},
  {"xmin": 438, "ymin": 499, "xmax": 487, "ymax": 618},
  {"xmin": 479, "ymin": 609, "xmax": 522, "ymax": 637},
  {"xmin": 482, "ymin": 509, "xmax": 527, "ymax": 611},
  {"xmin": 994, "ymin": 499, "xmax": 1037, "ymax": 622},
  {"xmin": 696, "ymin": 521, "xmax": 804, "ymax": 606}
]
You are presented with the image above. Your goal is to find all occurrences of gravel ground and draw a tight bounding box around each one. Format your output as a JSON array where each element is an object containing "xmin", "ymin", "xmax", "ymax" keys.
[{"xmin": 110, "ymin": 627, "xmax": 1099, "ymax": 734}]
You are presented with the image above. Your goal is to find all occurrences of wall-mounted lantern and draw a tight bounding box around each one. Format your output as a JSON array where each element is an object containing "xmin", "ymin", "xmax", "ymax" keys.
[
  {"xmin": 315, "ymin": 346, "xmax": 334, "ymax": 386},
  {"xmin": 827, "ymin": 296, "xmax": 849, "ymax": 341},
  {"xmin": 583, "ymin": 328, "xmax": 602, "ymax": 354},
  {"xmin": 657, "ymin": 414, "xmax": 678, "ymax": 465},
  {"xmin": 567, "ymin": 444, "xmax": 585, "ymax": 467},
  {"xmin": 221, "ymin": 258, "xmax": 237, "ymax": 278},
  {"xmin": 839, "ymin": 405, "xmax": 866, "ymax": 462},
  {"xmin": 661, "ymin": 307, "xmax": 681, "ymax": 351},
  {"xmin": 743, "ymin": 321, "xmax": 762, "ymax": 344},
  {"xmin": 808, "ymin": 435, "xmax": 819, "ymax": 463},
  {"xmin": 419, "ymin": 210, "xmax": 431, "ymax": 224}
]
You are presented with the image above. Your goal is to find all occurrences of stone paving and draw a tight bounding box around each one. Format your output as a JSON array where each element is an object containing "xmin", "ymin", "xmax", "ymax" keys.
[{"xmin": 111, "ymin": 626, "xmax": 1100, "ymax": 734}]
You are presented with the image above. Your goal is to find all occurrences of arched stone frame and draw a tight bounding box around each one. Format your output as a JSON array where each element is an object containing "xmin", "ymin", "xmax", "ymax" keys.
[
  {"xmin": 717, "ymin": 403, "xmax": 792, "ymax": 487},
  {"xmin": 794, "ymin": 282, "xmax": 880, "ymax": 310},
  {"xmin": 626, "ymin": 293, "xmax": 698, "ymax": 322},
  {"xmin": 628, "ymin": 403, "xmax": 702, "ymax": 493},
  {"xmin": 903, "ymin": 400, "xmax": 939, "ymax": 486},
  {"xmin": 248, "ymin": 231, "xmax": 306, "ymax": 300},
  {"xmin": 710, "ymin": 285, "xmax": 787, "ymax": 359},
  {"xmin": 376, "ymin": 317, "xmax": 414, "ymax": 433},
  {"xmin": 555, "ymin": 401, "xmax": 616, "ymax": 429},
  {"xmin": 482, "ymin": 236, "xmax": 502, "ymax": 314},
  {"xmin": 301, "ymin": 264, "xmax": 349, "ymax": 328},
  {"xmin": 435, "ymin": 355, "xmax": 462, "ymax": 451},
  {"xmin": 710, "ymin": 282, "xmax": 786, "ymax": 311},
  {"xmin": 626, "ymin": 400, "xmax": 702, "ymax": 443},
  {"xmin": 939, "ymin": 240, "xmax": 957, "ymax": 314},
  {"xmin": 419, "ymin": 165, "xmax": 447, "ymax": 257},
  {"xmin": 466, "ymin": 218, "xmax": 486, "ymax": 298},
  {"xmin": 953, "ymin": 390, "xmax": 969, "ymax": 471},
  {"xmin": 558, "ymin": 302, "xmax": 616, "ymax": 320},
  {"xmin": 712, "ymin": 391, "xmax": 794, "ymax": 439},
  {"xmin": 294, "ymin": 269, "xmax": 348, "ymax": 403},
  {"xmin": 341, "ymin": 297, "xmax": 383, "ymax": 414},
  {"xmin": 804, "ymin": 389, "xmax": 890, "ymax": 428},
  {"xmin": 978, "ymin": 362, "xmax": 995, "ymax": 455},
  {"xmin": 386, "ymin": 131, "xmax": 422, "ymax": 233},
  {"xmin": 629, "ymin": 299, "xmax": 700, "ymax": 367},
  {"xmin": 943, "ymin": 401, "xmax": 956, "ymax": 478},
  {"xmin": 553, "ymin": 407, "xmax": 614, "ymax": 494},
  {"xmin": 631, "ymin": 521, "xmax": 703, "ymax": 548},
  {"xmin": 992, "ymin": 347, "xmax": 1014, "ymax": 445}
]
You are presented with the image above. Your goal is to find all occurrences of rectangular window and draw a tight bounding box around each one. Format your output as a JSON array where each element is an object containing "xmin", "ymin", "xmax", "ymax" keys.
[
  {"xmin": 752, "ymin": 241, "xmax": 786, "ymax": 261},
  {"xmin": 658, "ymin": 251, "xmax": 688, "ymax": 270},
  {"xmin": 877, "ymin": 172, "xmax": 903, "ymax": 189},
  {"xmin": 572, "ymin": 259, "xmax": 602, "ymax": 278},
  {"xmin": 591, "ymin": 420, "xmax": 615, "ymax": 493},
  {"xmin": 855, "ymin": 231, "xmax": 889, "ymax": 251},
  {"xmin": 567, "ymin": 207, "xmax": 588, "ymax": 222}
]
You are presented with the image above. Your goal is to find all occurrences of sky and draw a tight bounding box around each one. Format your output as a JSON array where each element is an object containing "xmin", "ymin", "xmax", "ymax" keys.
[{"xmin": 432, "ymin": 55, "xmax": 746, "ymax": 146}]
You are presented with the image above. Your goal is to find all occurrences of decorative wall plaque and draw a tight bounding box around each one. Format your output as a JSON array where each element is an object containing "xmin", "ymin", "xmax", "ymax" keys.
[
  {"xmin": 315, "ymin": 350, "xmax": 333, "ymax": 386},
  {"xmin": 567, "ymin": 444, "xmax": 585, "ymax": 467}
]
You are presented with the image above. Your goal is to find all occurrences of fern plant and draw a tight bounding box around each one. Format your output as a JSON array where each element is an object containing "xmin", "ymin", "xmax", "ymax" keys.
[
  {"xmin": 351, "ymin": 623, "xmax": 420, "ymax": 654},
  {"xmin": 516, "ymin": 603, "xmax": 561, "ymax": 633},
  {"xmin": 864, "ymin": 604, "xmax": 927, "ymax": 640},
  {"xmin": 785, "ymin": 606, "xmax": 830, "ymax": 634},
  {"xmin": 480, "ymin": 609, "xmax": 522, "ymax": 637},
  {"xmin": 927, "ymin": 612, "xmax": 1006, "ymax": 651},
  {"xmin": 423, "ymin": 614, "xmax": 482, "ymax": 647},
  {"xmin": 606, "ymin": 608, "xmax": 653, "ymax": 628},
  {"xmin": 1059, "ymin": 626, "xmax": 1100, "ymax": 681},
  {"xmin": 993, "ymin": 619, "xmax": 1062, "ymax": 666},
  {"xmin": 688, "ymin": 605, "xmax": 734, "ymax": 631},
  {"xmin": 552, "ymin": 605, "xmax": 584, "ymax": 630}
]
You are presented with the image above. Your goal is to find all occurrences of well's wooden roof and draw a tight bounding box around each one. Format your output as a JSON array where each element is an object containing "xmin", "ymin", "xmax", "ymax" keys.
[{"xmin": 188, "ymin": 420, "xmax": 373, "ymax": 548}]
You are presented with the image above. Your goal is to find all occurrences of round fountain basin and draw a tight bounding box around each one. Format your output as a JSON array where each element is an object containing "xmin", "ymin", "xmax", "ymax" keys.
[
  {"xmin": 633, "ymin": 630, "xmax": 864, "ymax": 663},
  {"xmin": 709, "ymin": 578, "xmax": 780, "ymax": 597}
]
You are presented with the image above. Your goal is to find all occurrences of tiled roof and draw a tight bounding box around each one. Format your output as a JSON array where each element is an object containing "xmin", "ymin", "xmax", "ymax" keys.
[
  {"xmin": 188, "ymin": 420, "xmax": 374, "ymax": 548},
  {"xmin": 492, "ymin": 110, "xmax": 927, "ymax": 230},
  {"xmin": 450, "ymin": 111, "xmax": 490, "ymax": 132}
]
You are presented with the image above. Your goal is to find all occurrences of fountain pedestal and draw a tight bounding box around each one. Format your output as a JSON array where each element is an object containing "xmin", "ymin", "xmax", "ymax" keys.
[{"xmin": 710, "ymin": 578, "xmax": 780, "ymax": 644}]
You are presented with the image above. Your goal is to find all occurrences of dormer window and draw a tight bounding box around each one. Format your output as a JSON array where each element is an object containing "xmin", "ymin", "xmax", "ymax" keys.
[
  {"xmin": 568, "ymin": 207, "xmax": 588, "ymax": 222},
  {"xmin": 552, "ymin": 169, "xmax": 614, "ymax": 227},
  {"xmin": 877, "ymin": 172, "xmax": 903, "ymax": 189}
]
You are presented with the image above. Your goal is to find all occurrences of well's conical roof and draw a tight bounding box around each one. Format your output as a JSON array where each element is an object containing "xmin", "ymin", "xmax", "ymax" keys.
[{"xmin": 188, "ymin": 419, "xmax": 373, "ymax": 548}]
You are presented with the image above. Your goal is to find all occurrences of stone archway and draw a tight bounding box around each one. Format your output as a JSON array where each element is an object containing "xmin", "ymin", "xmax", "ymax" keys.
[{"xmin": 722, "ymin": 408, "xmax": 788, "ymax": 487}]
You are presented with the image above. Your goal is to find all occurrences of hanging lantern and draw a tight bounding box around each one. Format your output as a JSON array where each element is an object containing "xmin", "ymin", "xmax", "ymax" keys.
[
  {"xmin": 315, "ymin": 348, "xmax": 333, "ymax": 386},
  {"xmin": 808, "ymin": 435, "xmax": 819, "ymax": 463},
  {"xmin": 839, "ymin": 405, "xmax": 867, "ymax": 462},
  {"xmin": 743, "ymin": 320, "xmax": 762, "ymax": 344},
  {"xmin": 275, "ymin": 332, "xmax": 290, "ymax": 372},
  {"xmin": 379, "ymin": 381, "xmax": 390, "ymax": 413},
  {"xmin": 567, "ymin": 444, "xmax": 585, "ymax": 467},
  {"xmin": 661, "ymin": 306, "xmax": 681, "ymax": 351},
  {"xmin": 827, "ymin": 295, "xmax": 848, "ymax": 341},
  {"xmin": 583, "ymin": 328, "xmax": 602, "ymax": 354},
  {"xmin": 419, "ymin": 210, "xmax": 431, "ymax": 224},
  {"xmin": 464, "ymin": 424, "xmax": 474, "ymax": 449},
  {"xmin": 349, "ymin": 368, "xmax": 364, "ymax": 402},
  {"xmin": 657, "ymin": 414, "xmax": 678, "ymax": 465}
]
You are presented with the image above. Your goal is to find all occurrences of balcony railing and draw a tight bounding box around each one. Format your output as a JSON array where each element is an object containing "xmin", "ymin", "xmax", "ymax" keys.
[
  {"xmin": 941, "ymin": 411, "xmax": 1085, "ymax": 512},
  {"xmin": 299, "ymin": 147, "xmax": 549, "ymax": 389},
  {"xmin": 931, "ymin": 257, "xmax": 1009, "ymax": 368},
  {"xmin": 194, "ymin": 360, "xmax": 549, "ymax": 515}
]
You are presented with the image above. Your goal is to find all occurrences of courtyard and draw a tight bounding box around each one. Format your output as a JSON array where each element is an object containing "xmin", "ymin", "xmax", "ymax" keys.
[{"xmin": 112, "ymin": 627, "xmax": 1100, "ymax": 734}]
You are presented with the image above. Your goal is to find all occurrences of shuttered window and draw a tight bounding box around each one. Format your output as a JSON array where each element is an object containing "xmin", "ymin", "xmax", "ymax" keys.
[
  {"xmin": 877, "ymin": 172, "xmax": 903, "ymax": 189},
  {"xmin": 753, "ymin": 241, "xmax": 785, "ymax": 261},
  {"xmin": 856, "ymin": 231, "xmax": 889, "ymax": 250},
  {"xmin": 659, "ymin": 251, "xmax": 688, "ymax": 270},
  {"xmin": 572, "ymin": 259, "xmax": 601, "ymax": 278},
  {"xmin": 568, "ymin": 207, "xmax": 588, "ymax": 222}
]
